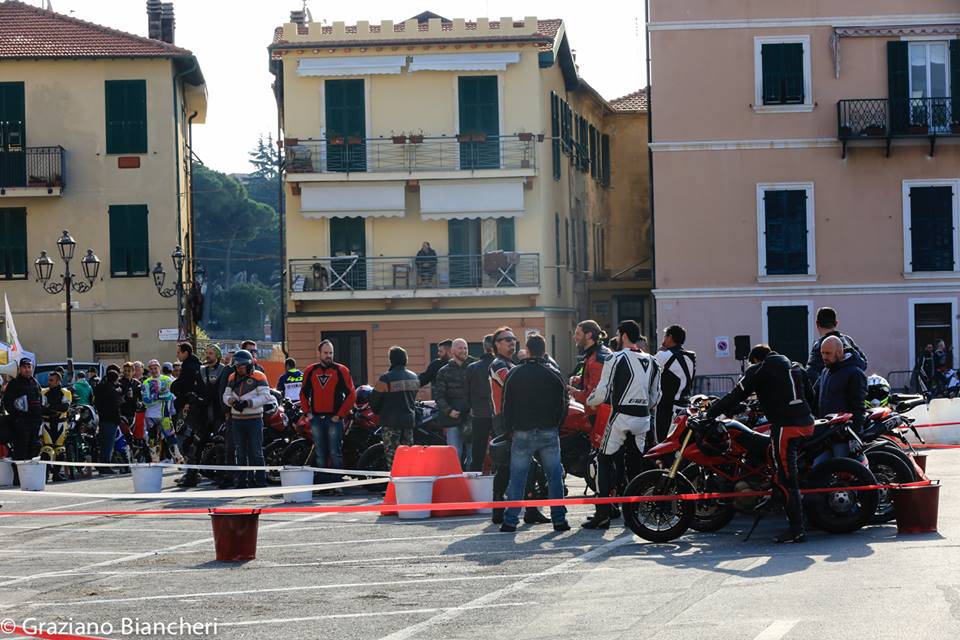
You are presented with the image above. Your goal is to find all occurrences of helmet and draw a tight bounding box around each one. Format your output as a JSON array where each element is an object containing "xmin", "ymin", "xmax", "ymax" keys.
[
  {"xmin": 488, "ymin": 434, "xmax": 513, "ymax": 467},
  {"xmin": 866, "ymin": 374, "xmax": 890, "ymax": 407},
  {"xmin": 232, "ymin": 349, "xmax": 254, "ymax": 368},
  {"xmin": 356, "ymin": 384, "xmax": 374, "ymax": 406},
  {"xmin": 692, "ymin": 417, "xmax": 730, "ymax": 457}
]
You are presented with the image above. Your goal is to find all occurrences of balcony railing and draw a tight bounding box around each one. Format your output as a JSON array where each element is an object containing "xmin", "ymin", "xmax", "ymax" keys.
[
  {"xmin": 0, "ymin": 146, "xmax": 65, "ymax": 191},
  {"xmin": 289, "ymin": 252, "xmax": 540, "ymax": 294},
  {"xmin": 837, "ymin": 97, "xmax": 959, "ymax": 156},
  {"xmin": 284, "ymin": 134, "xmax": 538, "ymax": 174}
]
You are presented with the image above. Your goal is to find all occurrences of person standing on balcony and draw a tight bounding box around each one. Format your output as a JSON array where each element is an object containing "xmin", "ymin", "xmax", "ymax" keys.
[
  {"xmin": 415, "ymin": 241, "xmax": 438, "ymax": 286},
  {"xmin": 465, "ymin": 334, "xmax": 496, "ymax": 472},
  {"xmin": 433, "ymin": 338, "xmax": 475, "ymax": 464},
  {"xmin": 301, "ymin": 340, "xmax": 357, "ymax": 485},
  {"xmin": 419, "ymin": 338, "xmax": 452, "ymax": 387}
]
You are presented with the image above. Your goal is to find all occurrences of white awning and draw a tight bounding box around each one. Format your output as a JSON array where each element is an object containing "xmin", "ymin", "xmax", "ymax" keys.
[
  {"xmin": 297, "ymin": 55, "xmax": 406, "ymax": 77},
  {"xmin": 420, "ymin": 179, "xmax": 525, "ymax": 220},
  {"xmin": 300, "ymin": 183, "xmax": 405, "ymax": 219},
  {"xmin": 409, "ymin": 52, "xmax": 520, "ymax": 72}
]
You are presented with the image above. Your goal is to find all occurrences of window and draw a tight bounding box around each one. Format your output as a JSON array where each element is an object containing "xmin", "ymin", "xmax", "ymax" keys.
[
  {"xmin": 565, "ymin": 218, "xmax": 571, "ymax": 269},
  {"xmin": 911, "ymin": 300, "xmax": 957, "ymax": 370},
  {"xmin": 757, "ymin": 183, "xmax": 815, "ymax": 279},
  {"xmin": 581, "ymin": 218, "xmax": 589, "ymax": 272},
  {"xmin": 910, "ymin": 42, "xmax": 951, "ymax": 131},
  {"xmin": 457, "ymin": 75, "xmax": 499, "ymax": 169},
  {"xmin": 550, "ymin": 92, "xmax": 561, "ymax": 180},
  {"xmin": 0, "ymin": 207, "xmax": 27, "ymax": 280},
  {"xmin": 762, "ymin": 301, "xmax": 812, "ymax": 366},
  {"xmin": 903, "ymin": 180, "xmax": 959, "ymax": 274},
  {"xmin": 105, "ymin": 80, "xmax": 147, "ymax": 154},
  {"xmin": 754, "ymin": 37, "xmax": 812, "ymax": 111},
  {"xmin": 600, "ymin": 134, "xmax": 611, "ymax": 187},
  {"xmin": 109, "ymin": 204, "xmax": 149, "ymax": 277},
  {"xmin": 325, "ymin": 79, "xmax": 366, "ymax": 172},
  {"xmin": 616, "ymin": 296, "xmax": 645, "ymax": 327}
]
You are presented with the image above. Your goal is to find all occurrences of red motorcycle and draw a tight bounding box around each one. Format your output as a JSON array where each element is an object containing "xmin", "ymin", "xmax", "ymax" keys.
[{"xmin": 621, "ymin": 396, "xmax": 879, "ymax": 543}]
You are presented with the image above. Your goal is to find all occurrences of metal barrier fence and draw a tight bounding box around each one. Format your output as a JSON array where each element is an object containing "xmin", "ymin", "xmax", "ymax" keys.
[{"xmin": 691, "ymin": 375, "xmax": 738, "ymax": 397}]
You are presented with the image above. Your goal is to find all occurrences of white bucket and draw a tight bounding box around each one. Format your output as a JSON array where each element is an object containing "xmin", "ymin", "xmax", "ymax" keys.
[
  {"xmin": 393, "ymin": 476, "xmax": 436, "ymax": 519},
  {"xmin": 17, "ymin": 460, "xmax": 46, "ymax": 492},
  {"xmin": 464, "ymin": 472, "xmax": 494, "ymax": 514},
  {"xmin": 281, "ymin": 468, "xmax": 315, "ymax": 503},
  {"xmin": 0, "ymin": 459, "xmax": 14, "ymax": 487},
  {"xmin": 131, "ymin": 464, "xmax": 164, "ymax": 494}
]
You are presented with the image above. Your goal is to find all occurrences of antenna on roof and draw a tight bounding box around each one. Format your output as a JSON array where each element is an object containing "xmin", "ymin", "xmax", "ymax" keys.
[{"xmin": 44, "ymin": 0, "xmax": 53, "ymax": 10}]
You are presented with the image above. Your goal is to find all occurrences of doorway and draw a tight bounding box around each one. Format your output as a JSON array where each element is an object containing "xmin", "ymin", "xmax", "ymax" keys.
[
  {"xmin": 329, "ymin": 217, "xmax": 366, "ymax": 290},
  {"xmin": 321, "ymin": 330, "xmax": 367, "ymax": 386},
  {"xmin": 448, "ymin": 219, "xmax": 481, "ymax": 287}
]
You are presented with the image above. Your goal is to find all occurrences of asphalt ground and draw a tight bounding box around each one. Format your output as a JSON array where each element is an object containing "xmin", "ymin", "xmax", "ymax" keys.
[{"xmin": 0, "ymin": 453, "xmax": 957, "ymax": 640}]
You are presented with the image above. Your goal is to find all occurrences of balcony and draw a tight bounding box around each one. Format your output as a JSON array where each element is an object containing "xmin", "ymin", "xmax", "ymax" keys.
[
  {"xmin": 289, "ymin": 252, "xmax": 541, "ymax": 301},
  {"xmin": 837, "ymin": 97, "xmax": 958, "ymax": 157},
  {"xmin": 284, "ymin": 134, "xmax": 538, "ymax": 181},
  {"xmin": 0, "ymin": 146, "xmax": 65, "ymax": 197}
]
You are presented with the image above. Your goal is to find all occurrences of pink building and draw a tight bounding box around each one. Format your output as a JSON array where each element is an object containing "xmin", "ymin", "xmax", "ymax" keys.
[{"xmin": 649, "ymin": 0, "xmax": 960, "ymax": 383}]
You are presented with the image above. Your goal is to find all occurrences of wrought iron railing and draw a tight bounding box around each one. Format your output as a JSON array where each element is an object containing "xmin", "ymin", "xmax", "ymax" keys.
[
  {"xmin": 289, "ymin": 252, "xmax": 540, "ymax": 293},
  {"xmin": 284, "ymin": 134, "xmax": 538, "ymax": 174},
  {"xmin": 0, "ymin": 146, "xmax": 65, "ymax": 190},
  {"xmin": 837, "ymin": 97, "xmax": 959, "ymax": 138}
]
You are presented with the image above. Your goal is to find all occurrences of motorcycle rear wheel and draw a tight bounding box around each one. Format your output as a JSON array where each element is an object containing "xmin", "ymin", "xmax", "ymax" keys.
[
  {"xmin": 804, "ymin": 457, "xmax": 879, "ymax": 534},
  {"xmin": 282, "ymin": 438, "xmax": 312, "ymax": 468},
  {"xmin": 622, "ymin": 469, "xmax": 696, "ymax": 543},
  {"xmin": 357, "ymin": 444, "xmax": 389, "ymax": 493},
  {"xmin": 866, "ymin": 449, "xmax": 915, "ymax": 523},
  {"xmin": 263, "ymin": 440, "xmax": 287, "ymax": 485},
  {"xmin": 682, "ymin": 464, "xmax": 737, "ymax": 533}
]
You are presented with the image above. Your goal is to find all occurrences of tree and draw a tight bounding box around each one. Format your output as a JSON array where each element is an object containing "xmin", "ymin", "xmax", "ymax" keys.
[
  {"xmin": 248, "ymin": 133, "xmax": 279, "ymax": 181},
  {"xmin": 208, "ymin": 281, "xmax": 278, "ymax": 340}
]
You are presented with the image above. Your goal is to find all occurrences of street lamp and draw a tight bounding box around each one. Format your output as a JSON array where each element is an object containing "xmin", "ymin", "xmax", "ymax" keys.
[
  {"xmin": 153, "ymin": 245, "xmax": 205, "ymax": 341},
  {"xmin": 257, "ymin": 297, "xmax": 265, "ymax": 339},
  {"xmin": 34, "ymin": 230, "xmax": 100, "ymax": 381}
]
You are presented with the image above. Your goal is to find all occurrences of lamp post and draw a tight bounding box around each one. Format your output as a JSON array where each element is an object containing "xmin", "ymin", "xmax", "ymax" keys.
[
  {"xmin": 152, "ymin": 245, "xmax": 205, "ymax": 342},
  {"xmin": 257, "ymin": 297, "xmax": 265, "ymax": 340},
  {"xmin": 34, "ymin": 230, "xmax": 100, "ymax": 382}
]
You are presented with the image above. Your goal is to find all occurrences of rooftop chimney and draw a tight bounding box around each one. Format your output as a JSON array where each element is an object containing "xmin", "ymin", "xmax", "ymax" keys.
[
  {"xmin": 160, "ymin": 2, "xmax": 175, "ymax": 44},
  {"xmin": 290, "ymin": 9, "xmax": 306, "ymax": 26},
  {"xmin": 146, "ymin": 0, "xmax": 162, "ymax": 41}
]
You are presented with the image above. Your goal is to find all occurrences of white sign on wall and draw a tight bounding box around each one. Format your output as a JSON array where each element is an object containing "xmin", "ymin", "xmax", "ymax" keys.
[
  {"xmin": 158, "ymin": 328, "xmax": 179, "ymax": 342},
  {"xmin": 715, "ymin": 336, "xmax": 731, "ymax": 358}
]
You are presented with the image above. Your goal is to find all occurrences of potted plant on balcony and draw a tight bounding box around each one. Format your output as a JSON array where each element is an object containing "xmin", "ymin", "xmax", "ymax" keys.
[
  {"xmin": 328, "ymin": 135, "xmax": 345, "ymax": 145},
  {"xmin": 908, "ymin": 105, "xmax": 929, "ymax": 135},
  {"xmin": 863, "ymin": 123, "xmax": 886, "ymax": 137},
  {"xmin": 517, "ymin": 131, "xmax": 534, "ymax": 141},
  {"xmin": 409, "ymin": 131, "xmax": 424, "ymax": 144},
  {"xmin": 50, "ymin": 174, "xmax": 63, "ymax": 188},
  {"xmin": 27, "ymin": 175, "xmax": 45, "ymax": 187},
  {"xmin": 347, "ymin": 135, "xmax": 363, "ymax": 146},
  {"xmin": 391, "ymin": 133, "xmax": 407, "ymax": 144}
]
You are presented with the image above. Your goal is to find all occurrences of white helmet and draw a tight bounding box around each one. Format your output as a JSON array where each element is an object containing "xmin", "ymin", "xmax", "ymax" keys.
[{"xmin": 866, "ymin": 374, "xmax": 890, "ymax": 407}]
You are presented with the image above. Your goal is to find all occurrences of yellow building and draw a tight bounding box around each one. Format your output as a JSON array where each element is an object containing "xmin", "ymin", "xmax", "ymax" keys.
[
  {"xmin": 0, "ymin": 0, "xmax": 206, "ymax": 364},
  {"xmin": 269, "ymin": 11, "xmax": 650, "ymax": 381}
]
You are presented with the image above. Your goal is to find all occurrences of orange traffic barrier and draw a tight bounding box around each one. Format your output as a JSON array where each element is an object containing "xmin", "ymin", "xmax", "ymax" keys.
[{"xmin": 381, "ymin": 445, "xmax": 475, "ymax": 517}]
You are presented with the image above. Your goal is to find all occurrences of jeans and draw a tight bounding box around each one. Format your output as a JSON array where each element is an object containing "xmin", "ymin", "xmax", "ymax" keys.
[
  {"xmin": 98, "ymin": 421, "xmax": 118, "ymax": 464},
  {"xmin": 504, "ymin": 429, "xmax": 567, "ymax": 527},
  {"xmin": 311, "ymin": 415, "xmax": 344, "ymax": 483},
  {"xmin": 444, "ymin": 425, "xmax": 463, "ymax": 463},
  {"xmin": 234, "ymin": 417, "xmax": 266, "ymax": 485}
]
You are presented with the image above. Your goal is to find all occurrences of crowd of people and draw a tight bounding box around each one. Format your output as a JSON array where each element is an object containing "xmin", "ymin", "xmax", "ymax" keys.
[{"xmin": 0, "ymin": 305, "xmax": 896, "ymax": 542}]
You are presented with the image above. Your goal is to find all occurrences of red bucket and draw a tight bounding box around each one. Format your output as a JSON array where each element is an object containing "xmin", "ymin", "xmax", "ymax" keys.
[
  {"xmin": 209, "ymin": 509, "xmax": 261, "ymax": 561},
  {"xmin": 913, "ymin": 454, "xmax": 927, "ymax": 473},
  {"xmin": 892, "ymin": 482, "xmax": 940, "ymax": 534}
]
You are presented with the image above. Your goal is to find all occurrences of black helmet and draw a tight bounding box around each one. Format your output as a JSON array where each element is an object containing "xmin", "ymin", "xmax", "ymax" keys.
[
  {"xmin": 488, "ymin": 434, "xmax": 512, "ymax": 467},
  {"xmin": 232, "ymin": 349, "xmax": 254, "ymax": 368},
  {"xmin": 693, "ymin": 418, "xmax": 730, "ymax": 457}
]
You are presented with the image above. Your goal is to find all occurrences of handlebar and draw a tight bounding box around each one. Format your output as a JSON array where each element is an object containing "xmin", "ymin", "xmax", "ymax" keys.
[{"xmin": 895, "ymin": 396, "xmax": 927, "ymax": 413}]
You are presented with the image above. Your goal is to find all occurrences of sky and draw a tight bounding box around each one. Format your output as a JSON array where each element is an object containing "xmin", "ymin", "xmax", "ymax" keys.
[{"xmin": 45, "ymin": 0, "xmax": 647, "ymax": 174}]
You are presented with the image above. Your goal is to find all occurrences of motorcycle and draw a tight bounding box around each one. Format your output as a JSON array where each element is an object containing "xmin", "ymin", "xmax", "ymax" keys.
[
  {"xmin": 623, "ymin": 396, "xmax": 880, "ymax": 543},
  {"xmin": 559, "ymin": 400, "xmax": 597, "ymax": 492},
  {"xmin": 71, "ymin": 404, "xmax": 132, "ymax": 476},
  {"xmin": 353, "ymin": 401, "xmax": 446, "ymax": 481}
]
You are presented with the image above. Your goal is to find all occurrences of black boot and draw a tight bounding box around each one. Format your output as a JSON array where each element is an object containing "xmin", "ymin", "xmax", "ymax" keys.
[
  {"xmin": 491, "ymin": 508, "xmax": 504, "ymax": 525},
  {"xmin": 523, "ymin": 509, "xmax": 551, "ymax": 525},
  {"xmin": 581, "ymin": 512, "xmax": 611, "ymax": 530},
  {"xmin": 176, "ymin": 470, "xmax": 199, "ymax": 487}
]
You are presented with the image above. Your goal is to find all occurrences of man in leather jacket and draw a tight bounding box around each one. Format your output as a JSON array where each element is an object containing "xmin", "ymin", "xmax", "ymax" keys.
[
  {"xmin": 370, "ymin": 346, "xmax": 420, "ymax": 470},
  {"xmin": 707, "ymin": 344, "xmax": 816, "ymax": 543},
  {"xmin": 465, "ymin": 335, "xmax": 496, "ymax": 472},
  {"xmin": 2, "ymin": 359, "xmax": 43, "ymax": 460}
]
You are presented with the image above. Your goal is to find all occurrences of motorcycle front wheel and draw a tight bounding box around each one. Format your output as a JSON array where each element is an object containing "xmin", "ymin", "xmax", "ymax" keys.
[
  {"xmin": 866, "ymin": 449, "xmax": 915, "ymax": 523},
  {"xmin": 621, "ymin": 469, "xmax": 696, "ymax": 543},
  {"xmin": 281, "ymin": 438, "xmax": 312, "ymax": 467},
  {"xmin": 357, "ymin": 444, "xmax": 388, "ymax": 493},
  {"xmin": 804, "ymin": 457, "xmax": 879, "ymax": 534}
]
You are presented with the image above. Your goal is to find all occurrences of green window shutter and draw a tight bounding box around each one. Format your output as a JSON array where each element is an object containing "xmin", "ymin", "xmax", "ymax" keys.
[
  {"xmin": 457, "ymin": 76, "xmax": 499, "ymax": 169},
  {"xmin": 888, "ymin": 41, "xmax": 910, "ymax": 134},
  {"xmin": 951, "ymin": 41, "xmax": 960, "ymax": 126},
  {"xmin": 763, "ymin": 190, "xmax": 808, "ymax": 276},
  {"xmin": 551, "ymin": 92, "xmax": 561, "ymax": 180},
  {"xmin": 496, "ymin": 217, "xmax": 515, "ymax": 251},
  {"xmin": 325, "ymin": 79, "xmax": 366, "ymax": 172},
  {"xmin": 0, "ymin": 208, "xmax": 27, "ymax": 279},
  {"xmin": 782, "ymin": 43, "xmax": 804, "ymax": 103},
  {"xmin": 589, "ymin": 125, "xmax": 597, "ymax": 178},
  {"xmin": 105, "ymin": 80, "xmax": 147, "ymax": 154},
  {"xmin": 909, "ymin": 186, "xmax": 955, "ymax": 272},
  {"xmin": 600, "ymin": 134, "xmax": 611, "ymax": 187},
  {"xmin": 761, "ymin": 44, "xmax": 783, "ymax": 104},
  {"xmin": 767, "ymin": 305, "xmax": 809, "ymax": 365},
  {"xmin": 762, "ymin": 43, "xmax": 804, "ymax": 105},
  {"xmin": 109, "ymin": 205, "xmax": 149, "ymax": 276}
]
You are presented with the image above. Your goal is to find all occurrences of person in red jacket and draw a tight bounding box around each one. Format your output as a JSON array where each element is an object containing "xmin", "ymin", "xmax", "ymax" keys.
[
  {"xmin": 300, "ymin": 339, "xmax": 357, "ymax": 485},
  {"xmin": 569, "ymin": 320, "xmax": 612, "ymax": 417}
]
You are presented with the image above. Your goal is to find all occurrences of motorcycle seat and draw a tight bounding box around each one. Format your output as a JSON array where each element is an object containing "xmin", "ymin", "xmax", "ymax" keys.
[
  {"xmin": 868, "ymin": 407, "xmax": 891, "ymax": 421},
  {"xmin": 723, "ymin": 420, "xmax": 770, "ymax": 454}
]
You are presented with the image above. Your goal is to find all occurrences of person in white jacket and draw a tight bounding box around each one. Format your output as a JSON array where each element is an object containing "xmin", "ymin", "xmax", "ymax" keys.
[
  {"xmin": 584, "ymin": 320, "xmax": 661, "ymax": 530},
  {"xmin": 221, "ymin": 349, "xmax": 272, "ymax": 488}
]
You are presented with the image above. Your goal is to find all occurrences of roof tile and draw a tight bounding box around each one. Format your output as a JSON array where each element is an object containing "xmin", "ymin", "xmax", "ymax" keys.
[
  {"xmin": 609, "ymin": 88, "xmax": 649, "ymax": 112},
  {"xmin": 0, "ymin": 0, "xmax": 192, "ymax": 59}
]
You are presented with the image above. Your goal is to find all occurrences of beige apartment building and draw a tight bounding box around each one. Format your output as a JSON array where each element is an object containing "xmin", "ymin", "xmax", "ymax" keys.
[
  {"xmin": 270, "ymin": 11, "xmax": 650, "ymax": 382},
  {"xmin": 0, "ymin": 1, "xmax": 206, "ymax": 364},
  {"xmin": 649, "ymin": 0, "xmax": 960, "ymax": 380}
]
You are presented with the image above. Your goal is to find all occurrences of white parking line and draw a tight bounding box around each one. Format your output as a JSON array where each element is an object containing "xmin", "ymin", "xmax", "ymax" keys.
[
  {"xmin": 29, "ymin": 498, "xmax": 108, "ymax": 512},
  {"xmin": 376, "ymin": 534, "xmax": 635, "ymax": 640},
  {"xmin": 217, "ymin": 601, "xmax": 537, "ymax": 628},
  {"xmin": 22, "ymin": 567, "xmax": 615, "ymax": 608},
  {"xmin": 751, "ymin": 620, "xmax": 799, "ymax": 640}
]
